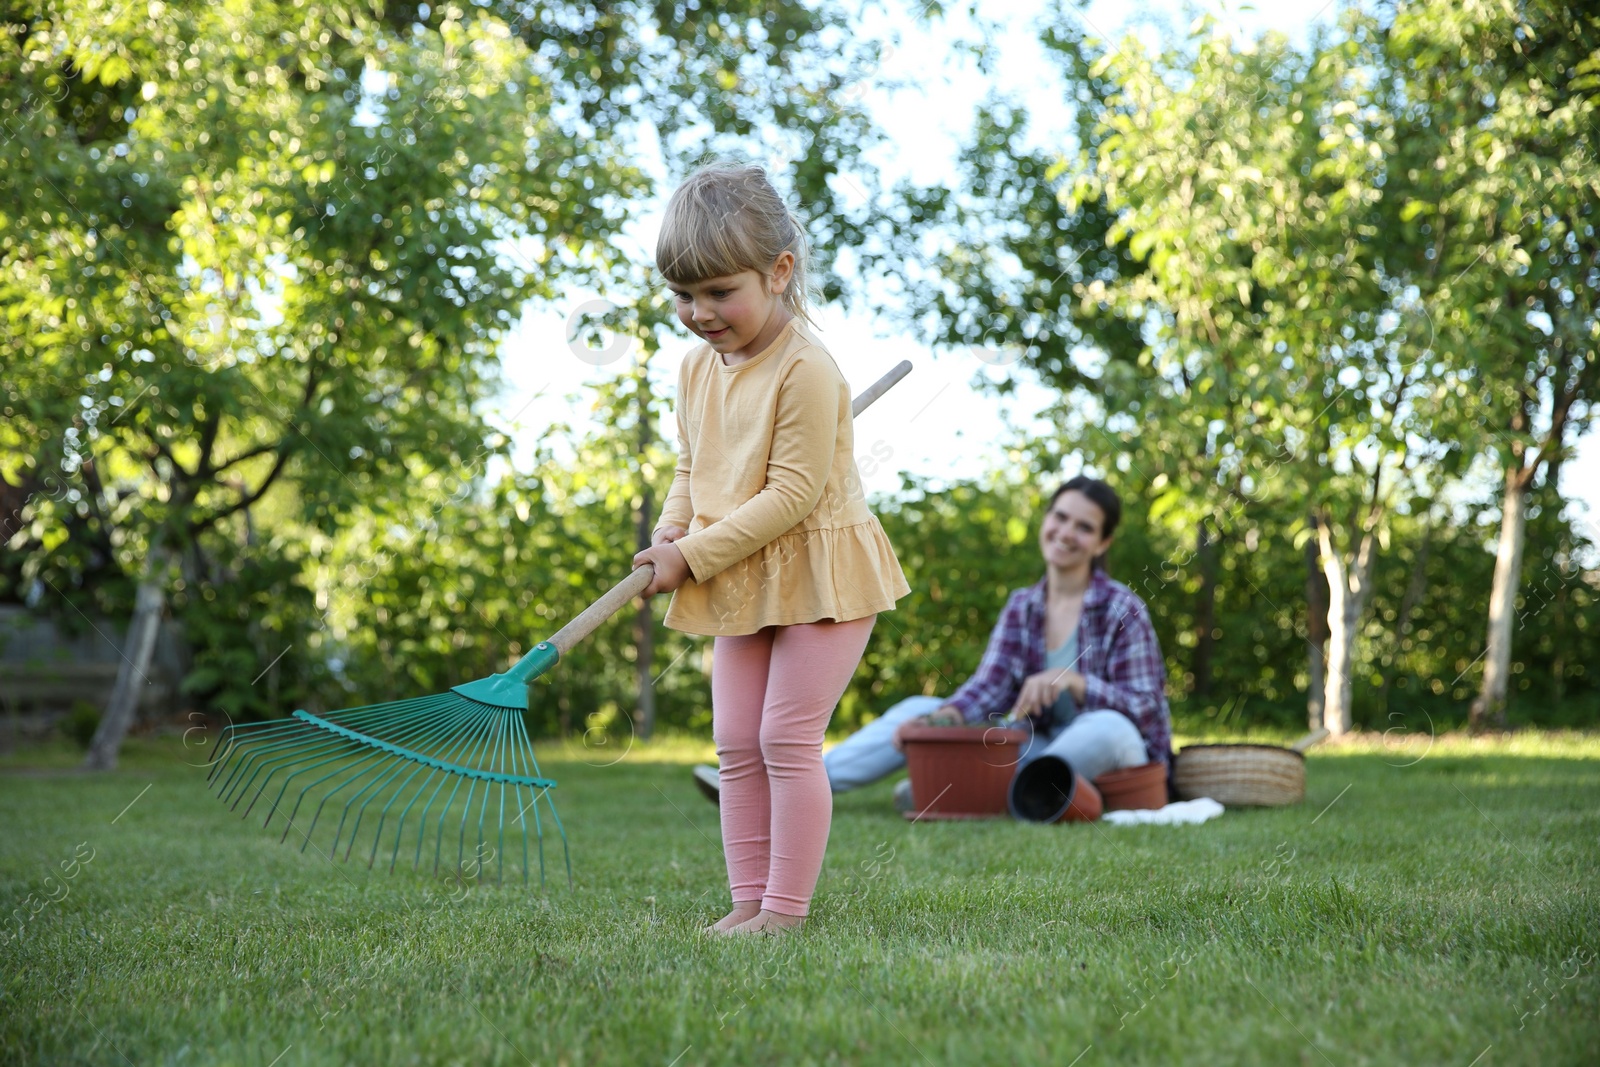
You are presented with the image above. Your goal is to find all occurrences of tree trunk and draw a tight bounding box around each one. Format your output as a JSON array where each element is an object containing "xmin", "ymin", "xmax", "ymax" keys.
[
  {"xmin": 1552, "ymin": 580, "xmax": 1568, "ymax": 705},
  {"xmin": 1318, "ymin": 516, "xmax": 1378, "ymax": 737},
  {"xmin": 85, "ymin": 548, "xmax": 168, "ymax": 770},
  {"xmin": 1471, "ymin": 466, "xmax": 1530, "ymax": 732},
  {"xmin": 1190, "ymin": 518, "xmax": 1219, "ymax": 698},
  {"xmin": 1320, "ymin": 547, "xmax": 1355, "ymax": 737},
  {"xmin": 634, "ymin": 495, "xmax": 657, "ymax": 740},
  {"xmin": 633, "ymin": 365, "xmax": 657, "ymax": 740},
  {"xmin": 1546, "ymin": 452, "xmax": 1568, "ymax": 705},
  {"xmin": 1307, "ymin": 642, "xmax": 1327, "ymax": 733},
  {"xmin": 1378, "ymin": 514, "xmax": 1435, "ymax": 716},
  {"xmin": 1305, "ymin": 514, "xmax": 1329, "ymax": 733}
]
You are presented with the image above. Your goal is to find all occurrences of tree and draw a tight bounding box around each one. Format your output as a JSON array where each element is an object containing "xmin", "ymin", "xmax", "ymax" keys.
[
  {"xmin": 853, "ymin": 2, "xmax": 1599, "ymax": 735},
  {"xmin": 1, "ymin": 0, "xmax": 890, "ymax": 762},
  {"xmin": 1380, "ymin": 0, "xmax": 1600, "ymax": 730},
  {"xmin": 862, "ymin": 12, "xmax": 1402, "ymax": 731},
  {"xmin": 1066, "ymin": 15, "xmax": 1455, "ymax": 735},
  {"xmin": 5, "ymin": 2, "xmax": 606, "ymax": 766}
]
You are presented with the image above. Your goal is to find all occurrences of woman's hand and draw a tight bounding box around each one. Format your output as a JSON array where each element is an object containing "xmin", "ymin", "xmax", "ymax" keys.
[
  {"xmin": 632, "ymin": 543, "xmax": 691, "ymax": 597},
  {"xmin": 891, "ymin": 704, "xmax": 964, "ymax": 752},
  {"xmin": 1009, "ymin": 669, "xmax": 1086, "ymax": 721},
  {"xmin": 652, "ymin": 525, "xmax": 687, "ymax": 547}
]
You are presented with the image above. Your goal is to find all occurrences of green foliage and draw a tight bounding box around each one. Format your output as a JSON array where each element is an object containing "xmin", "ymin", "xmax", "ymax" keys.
[
  {"xmin": 2, "ymin": 0, "xmax": 1594, "ymax": 740},
  {"xmin": 1383, "ymin": 0, "xmax": 1600, "ymax": 473},
  {"xmin": 863, "ymin": 2, "xmax": 1599, "ymax": 732},
  {"xmin": 58, "ymin": 700, "xmax": 99, "ymax": 749},
  {"xmin": 870, "ymin": 467, "xmax": 1597, "ymax": 735},
  {"xmin": 857, "ymin": 473, "xmax": 1042, "ymax": 728},
  {"xmin": 0, "ymin": 0, "xmax": 643, "ymax": 656},
  {"xmin": 0, "ymin": 0, "xmax": 896, "ymax": 739},
  {"xmin": 170, "ymin": 537, "xmax": 328, "ymax": 721}
]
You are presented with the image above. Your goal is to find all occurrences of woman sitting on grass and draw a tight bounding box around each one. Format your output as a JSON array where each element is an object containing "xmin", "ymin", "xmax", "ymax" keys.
[{"xmin": 692, "ymin": 476, "xmax": 1173, "ymax": 815}]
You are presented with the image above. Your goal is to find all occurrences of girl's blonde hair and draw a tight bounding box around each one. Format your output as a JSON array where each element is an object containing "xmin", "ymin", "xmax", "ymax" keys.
[{"xmin": 655, "ymin": 161, "xmax": 819, "ymax": 328}]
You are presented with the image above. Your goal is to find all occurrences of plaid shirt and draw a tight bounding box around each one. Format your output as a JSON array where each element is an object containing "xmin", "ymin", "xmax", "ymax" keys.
[{"xmin": 944, "ymin": 569, "xmax": 1175, "ymax": 768}]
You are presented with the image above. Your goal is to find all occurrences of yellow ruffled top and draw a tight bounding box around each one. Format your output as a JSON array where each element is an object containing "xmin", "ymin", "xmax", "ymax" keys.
[{"xmin": 654, "ymin": 317, "xmax": 911, "ymax": 636}]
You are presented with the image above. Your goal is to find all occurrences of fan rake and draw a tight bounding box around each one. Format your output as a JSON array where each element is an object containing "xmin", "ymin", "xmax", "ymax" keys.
[{"xmin": 206, "ymin": 630, "xmax": 589, "ymax": 888}]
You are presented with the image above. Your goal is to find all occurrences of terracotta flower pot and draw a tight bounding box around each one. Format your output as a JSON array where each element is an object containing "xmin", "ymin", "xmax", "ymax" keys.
[
  {"xmin": 1007, "ymin": 755, "xmax": 1103, "ymax": 823},
  {"xmin": 1093, "ymin": 761, "xmax": 1170, "ymax": 812},
  {"xmin": 900, "ymin": 724, "xmax": 1030, "ymax": 820}
]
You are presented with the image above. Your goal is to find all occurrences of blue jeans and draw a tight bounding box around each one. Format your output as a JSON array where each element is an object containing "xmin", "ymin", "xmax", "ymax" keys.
[{"xmin": 824, "ymin": 695, "xmax": 1148, "ymax": 794}]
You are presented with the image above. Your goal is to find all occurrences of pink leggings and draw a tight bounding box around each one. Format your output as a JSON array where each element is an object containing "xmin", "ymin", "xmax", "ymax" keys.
[{"xmin": 712, "ymin": 615, "xmax": 875, "ymax": 916}]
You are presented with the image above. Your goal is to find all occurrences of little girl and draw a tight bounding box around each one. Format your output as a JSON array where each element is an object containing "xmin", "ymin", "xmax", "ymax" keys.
[{"xmin": 632, "ymin": 162, "xmax": 911, "ymax": 935}]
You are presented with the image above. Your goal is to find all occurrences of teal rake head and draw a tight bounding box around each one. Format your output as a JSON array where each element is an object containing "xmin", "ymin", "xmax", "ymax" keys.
[{"xmin": 206, "ymin": 641, "xmax": 569, "ymax": 888}]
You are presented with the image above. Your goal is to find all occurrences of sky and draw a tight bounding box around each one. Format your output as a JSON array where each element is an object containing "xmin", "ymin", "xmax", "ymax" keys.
[{"xmin": 489, "ymin": 0, "xmax": 1599, "ymax": 543}]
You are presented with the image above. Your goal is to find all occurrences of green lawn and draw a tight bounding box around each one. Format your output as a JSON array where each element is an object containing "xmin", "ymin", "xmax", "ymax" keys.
[{"xmin": 2, "ymin": 729, "xmax": 1596, "ymax": 1066}]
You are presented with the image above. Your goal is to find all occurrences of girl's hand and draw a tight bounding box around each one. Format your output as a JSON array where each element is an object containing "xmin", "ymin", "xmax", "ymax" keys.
[
  {"xmin": 632, "ymin": 543, "xmax": 691, "ymax": 597},
  {"xmin": 652, "ymin": 525, "xmax": 687, "ymax": 547},
  {"xmin": 1010, "ymin": 669, "xmax": 1085, "ymax": 721}
]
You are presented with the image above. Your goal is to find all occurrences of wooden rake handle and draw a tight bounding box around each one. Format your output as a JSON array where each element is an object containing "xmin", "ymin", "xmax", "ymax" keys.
[
  {"xmin": 546, "ymin": 359, "xmax": 914, "ymax": 654},
  {"xmin": 1290, "ymin": 727, "xmax": 1329, "ymax": 753}
]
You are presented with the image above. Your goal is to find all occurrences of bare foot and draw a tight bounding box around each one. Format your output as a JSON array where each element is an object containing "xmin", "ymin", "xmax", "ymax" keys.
[
  {"xmin": 703, "ymin": 901, "xmax": 761, "ymax": 935},
  {"xmin": 727, "ymin": 908, "xmax": 806, "ymax": 935}
]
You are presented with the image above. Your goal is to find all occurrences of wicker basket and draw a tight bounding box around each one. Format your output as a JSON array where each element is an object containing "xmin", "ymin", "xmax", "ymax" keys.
[{"xmin": 1172, "ymin": 743, "xmax": 1305, "ymax": 806}]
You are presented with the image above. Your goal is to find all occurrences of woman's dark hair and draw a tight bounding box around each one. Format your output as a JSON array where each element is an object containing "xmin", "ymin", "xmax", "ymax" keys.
[{"xmin": 1047, "ymin": 476, "xmax": 1122, "ymax": 572}]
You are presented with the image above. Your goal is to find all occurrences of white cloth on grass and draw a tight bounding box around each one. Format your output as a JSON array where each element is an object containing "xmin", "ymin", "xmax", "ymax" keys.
[{"xmin": 1102, "ymin": 797, "xmax": 1225, "ymax": 826}]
